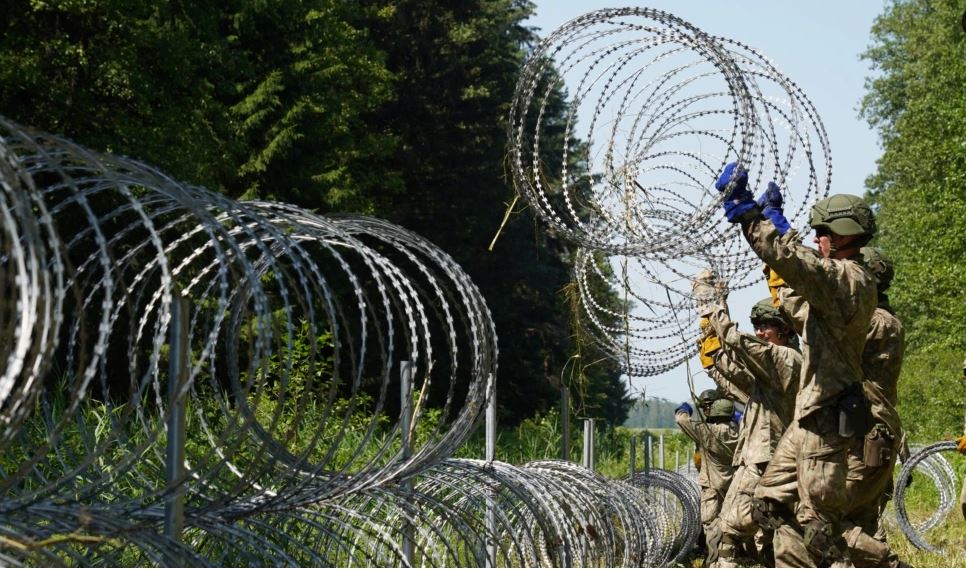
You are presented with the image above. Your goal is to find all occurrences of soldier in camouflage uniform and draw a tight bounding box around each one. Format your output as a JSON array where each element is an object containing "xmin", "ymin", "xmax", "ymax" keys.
[
  {"xmin": 692, "ymin": 278, "xmax": 801, "ymax": 568},
  {"xmin": 837, "ymin": 246, "xmax": 905, "ymax": 567},
  {"xmin": 675, "ymin": 394, "xmax": 739, "ymax": 566},
  {"xmin": 715, "ymin": 166, "xmax": 878, "ymax": 566},
  {"xmin": 763, "ymin": 247, "xmax": 907, "ymax": 568}
]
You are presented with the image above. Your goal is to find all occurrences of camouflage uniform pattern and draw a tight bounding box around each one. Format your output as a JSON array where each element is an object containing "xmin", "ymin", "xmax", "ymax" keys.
[
  {"xmin": 676, "ymin": 411, "xmax": 739, "ymax": 564},
  {"xmin": 778, "ymin": 287, "xmax": 906, "ymax": 565},
  {"xmin": 694, "ymin": 297, "xmax": 801, "ymax": 558},
  {"xmin": 842, "ymin": 303, "xmax": 905, "ymax": 567},
  {"xmin": 741, "ymin": 219, "xmax": 877, "ymax": 564}
]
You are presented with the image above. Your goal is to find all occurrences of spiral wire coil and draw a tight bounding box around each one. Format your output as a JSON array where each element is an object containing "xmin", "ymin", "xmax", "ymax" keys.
[
  {"xmin": 893, "ymin": 441, "xmax": 962, "ymax": 553},
  {"xmin": 0, "ymin": 6, "xmax": 838, "ymax": 564},
  {"xmin": 509, "ymin": 7, "xmax": 831, "ymax": 378},
  {"xmin": 0, "ymin": 111, "xmax": 700, "ymax": 566}
]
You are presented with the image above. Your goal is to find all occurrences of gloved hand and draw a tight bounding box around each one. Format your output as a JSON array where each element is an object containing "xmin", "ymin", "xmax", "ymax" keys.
[
  {"xmin": 763, "ymin": 264, "xmax": 786, "ymax": 307},
  {"xmin": 693, "ymin": 451, "xmax": 702, "ymax": 470},
  {"xmin": 756, "ymin": 180, "xmax": 783, "ymax": 210},
  {"xmin": 675, "ymin": 402, "xmax": 694, "ymax": 416},
  {"xmin": 699, "ymin": 330, "xmax": 721, "ymax": 369},
  {"xmin": 957, "ymin": 435, "xmax": 966, "ymax": 455},
  {"xmin": 692, "ymin": 269, "xmax": 725, "ymax": 317},
  {"xmin": 715, "ymin": 162, "xmax": 757, "ymax": 223},
  {"xmin": 756, "ymin": 181, "xmax": 791, "ymax": 235}
]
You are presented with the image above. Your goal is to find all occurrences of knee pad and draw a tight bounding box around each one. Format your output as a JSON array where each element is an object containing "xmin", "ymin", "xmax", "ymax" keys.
[{"xmin": 751, "ymin": 497, "xmax": 788, "ymax": 532}]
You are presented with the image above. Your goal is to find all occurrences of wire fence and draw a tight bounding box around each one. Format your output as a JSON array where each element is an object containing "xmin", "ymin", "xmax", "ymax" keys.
[{"xmin": 0, "ymin": 111, "xmax": 707, "ymax": 566}]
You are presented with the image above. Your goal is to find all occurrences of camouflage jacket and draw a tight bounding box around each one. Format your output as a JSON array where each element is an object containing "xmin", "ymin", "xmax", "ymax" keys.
[
  {"xmin": 702, "ymin": 301, "xmax": 801, "ymax": 466},
  {"xmin": 742, "ymin": 220, "xmax": 877, "ymax": 420},
  {"xmin": 779, "ymin": 290, "xmax": 904, "ymax": 439},
  {"xmin": 862, "ymin": 303, "xmax": 905, "ymax": 439},
  {"xmin": 675, "ymin": 411, "xmax": 738, "ymax": 494}
]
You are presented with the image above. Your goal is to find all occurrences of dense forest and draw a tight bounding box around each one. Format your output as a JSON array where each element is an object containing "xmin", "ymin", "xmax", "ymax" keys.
[
  {"xmin": 0, "ymin": 0, "xmax": 632, "ymax": 428},
  {"xmin": 861, "ymin": 0, "xmax": 966, "ymax": 441},
  {"xmin": 3, "ymin": 0, "xmax": 965, "ymax": 442}
]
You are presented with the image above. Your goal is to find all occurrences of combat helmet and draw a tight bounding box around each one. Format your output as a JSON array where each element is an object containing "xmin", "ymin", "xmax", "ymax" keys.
[
  {"xmin": 860, "ymin": 246, "xmax": 894, "ymax": 292},
  {"xmin": 749, "ymin": 297, "xmax": 791, "ymax": 328},
  {"xmin": 810, "ymin": 194, "xmax": 876, "ymax": 240},
  {"xmin": 697, "ymin": 389, "xmax": 720, "ymax": 407},
  {"xmin": 708, "ymin": 398, "xmax": 735, "ymax": 420}
]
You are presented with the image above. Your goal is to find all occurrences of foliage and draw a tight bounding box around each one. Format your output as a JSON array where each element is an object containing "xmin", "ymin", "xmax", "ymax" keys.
[
  {"xmin": 0, "ymin": 0, "xmax": 630, "ymax": 428},
  {"xmin": 0, "ymin": 0, "xmax": 395, "ymax": 210},
  {"xmin": 860, "ymin": 0, "xmax": 966, "ymax": 447},
  {"xmin": 860, "ymin": 0, "xmax": 966, "ymax": 353}
]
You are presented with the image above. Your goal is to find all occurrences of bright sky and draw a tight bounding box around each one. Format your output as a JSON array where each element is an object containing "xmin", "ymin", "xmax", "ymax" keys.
[{"xmin": 526, "ymin": 1, "xmax": 888, "ymax": 404}]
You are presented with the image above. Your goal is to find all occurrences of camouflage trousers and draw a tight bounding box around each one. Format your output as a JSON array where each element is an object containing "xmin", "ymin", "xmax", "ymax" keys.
[
  {"xmin": 720, "ymin": 461, "xmax": 766, "ymax": 538},
  {"xmin": 754, "ymin": 409, "xmax": 851, "ymax": 566},
  {"xmin": 700, "ymin": 485, "xmax": 726, "ymax": 565},
  {"xmin": 717, "ymin": 462, "xmax": 770, "ymax": 566},
  {"xmin": 842, "ymin": 445, "xmax": 898, "ymax": 567}
]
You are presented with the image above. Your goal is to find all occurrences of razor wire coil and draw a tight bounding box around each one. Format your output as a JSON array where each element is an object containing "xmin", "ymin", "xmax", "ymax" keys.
[
  {"xmin": 0, "ymin": 113, "xmax": 703, "ymax": 566},
  {"xmin": 893, "ymin": 441, "xmax": 962, "ymax": 553},
  {"xmin": 509, "ymin": 7, "xmax": 831, "ymax": 378}
]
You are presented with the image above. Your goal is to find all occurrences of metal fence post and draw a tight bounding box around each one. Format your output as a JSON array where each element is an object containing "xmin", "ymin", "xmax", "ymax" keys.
[
  {"xmin": 629, "ymin": 435, "xmax": 637, "ymax": 478},
  {"xmin": 164, "ymin": 293, "xmax": 189, "ymax": 541},
  {"xmin": 561, "ymin": 385, "xmax": 570, "ymax": 461},
  {"xmin": 485, "ymin": 373, "xmax": 497, "ymax": 568},
  {"xmin": 582, "ymin": 419, "xmax": 595, "ymax": 471},
  {"xmin": 644, "ymin": 431, "xmax": 651, "ymax": 473},
  {"xmin": 400, "ymin": 361, "xmax": 414, "ymax": 567},
  {"xmin": 659, "ymin": 433, "xmax": 665, "ymax": 469}
]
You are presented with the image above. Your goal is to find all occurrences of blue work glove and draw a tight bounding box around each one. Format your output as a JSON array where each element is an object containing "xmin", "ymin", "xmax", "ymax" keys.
[
  {"xmin": 756, "ymin": 181, "xmax": 791, "ymax": 236},
  {"xmin": 715, "ymin": 162, "xmax": 757, "ymax": 223},
  {"xmin": 675, "ymin": 402, "xmax": 694, "ymax": 416}
]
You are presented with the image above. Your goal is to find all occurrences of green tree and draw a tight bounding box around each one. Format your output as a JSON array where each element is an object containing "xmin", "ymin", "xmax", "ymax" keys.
[
  {"xmin": 361, "ymin": 0, "xmax": 630, "ymax": 425},
  {"xmin": 0, "ymin": 0, "xmax": 631, "ymax": 428},
  {"xmin": 0, "ymin": 0, "xmax": 395, "ymax": 211},
  {"xmin": 860, "ymin": 0, "xmax": 966, "ymax": 438}
]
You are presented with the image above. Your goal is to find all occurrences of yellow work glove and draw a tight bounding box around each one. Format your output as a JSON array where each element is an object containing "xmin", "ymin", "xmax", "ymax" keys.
[
  {"xmin": 957, "ymin": 435, "xmax": 966, "ymax": 455},
  {"xmin": 764, "ymin": 265, "xmax": 786, "ymax": 307},
  {"xmin": 693, "ymin": 451, "xmax": 702, "ymax": 470},
  {"xmin": 699, "ymin": 333, "xmax": 721, "ymax": 369}
]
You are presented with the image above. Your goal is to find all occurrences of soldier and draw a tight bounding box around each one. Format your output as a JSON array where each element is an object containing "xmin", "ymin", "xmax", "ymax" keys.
[
  {"xmin": 715, "ymin": 167, "xmax": 878, "ymax": 566},
  {"xmin": 836, "ymin": 246, "xmax": 905, "ymax": 567},
  {"xmin": 692, "ymin": 276, "xmax": 801, "ymax": 568},
  {"xmin": 675, "ymin": 394, "xmax": 739, "ymax": 566}
]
